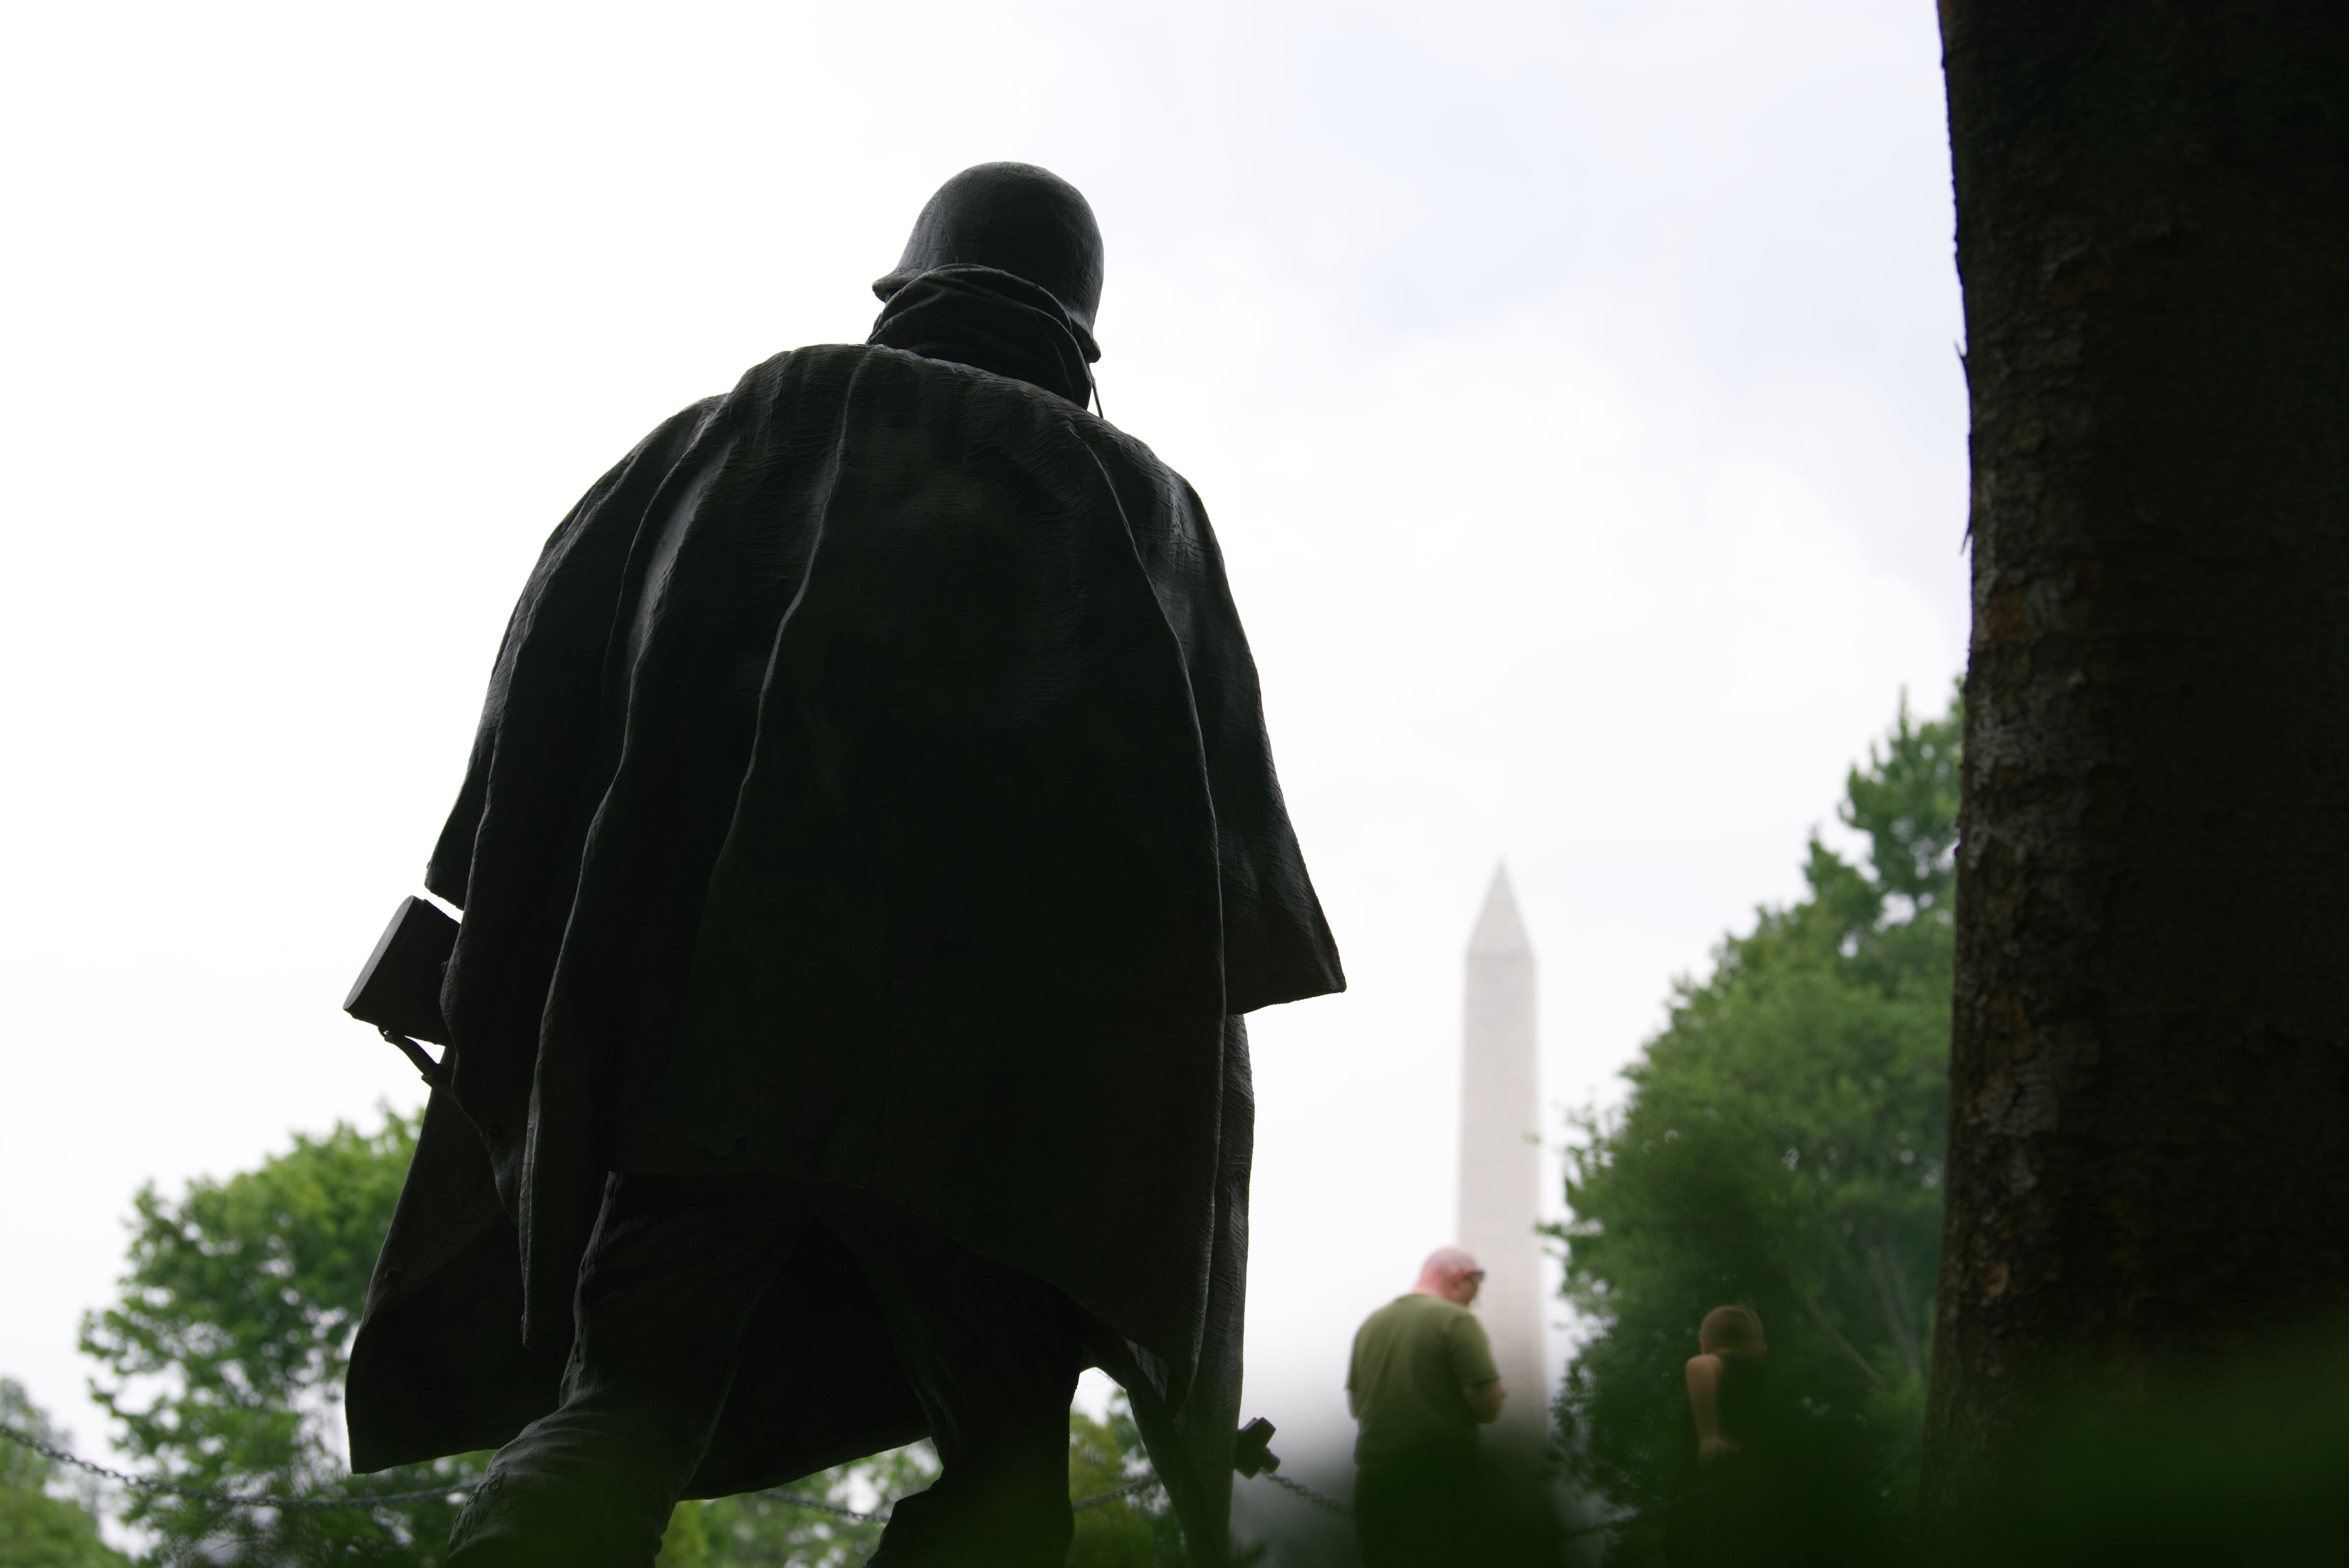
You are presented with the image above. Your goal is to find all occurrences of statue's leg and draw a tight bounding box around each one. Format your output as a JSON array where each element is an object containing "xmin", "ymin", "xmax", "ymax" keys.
[
  {"xmin": 826, "ymin": 1195, "xmax": 1085, "ymax": 1568},
  {"xmin": 447, "ymin": 1172, "xmax": 817, "ymax": 1568}
]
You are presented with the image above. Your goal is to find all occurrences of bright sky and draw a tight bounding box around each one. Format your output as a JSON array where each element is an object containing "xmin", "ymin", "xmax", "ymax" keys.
[{"xmin": 0, "ymin": 0, "xmax": 1964, "ymax": 1526}]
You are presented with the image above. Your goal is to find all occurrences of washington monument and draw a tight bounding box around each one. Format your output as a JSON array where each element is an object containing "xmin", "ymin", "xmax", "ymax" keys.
[{"xmin": 1457, "ymin": 865, "xmax": 1547, "ymax": 1442}]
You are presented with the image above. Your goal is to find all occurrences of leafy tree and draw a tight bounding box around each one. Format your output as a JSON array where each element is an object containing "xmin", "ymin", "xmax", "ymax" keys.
[
  {"xmin": 78, "ymin": 1109, "xmax": 478, "ymax": 1566},
  {"xmin": 681, "ymin": 1443, "xmax": 938, "ymax": 1568},
  {"xmin": 79, "ymin": 1107, "xmax": 1181, "ymax": 1566},
  {"xmin": 679, "ymin": 1399, "xmax": 1187, "ymax": 1568},
  {"xmin": 0, "ymin": 1379, "xmax": 127, "ymax": 1568},
  {"xmin": 1556, "ymin": 691, "xmax": 1959, "ymax": 1560},
  {"xmin": 1065, "ymin": 1407, "xmax": 1156, "ymax": 1568}
]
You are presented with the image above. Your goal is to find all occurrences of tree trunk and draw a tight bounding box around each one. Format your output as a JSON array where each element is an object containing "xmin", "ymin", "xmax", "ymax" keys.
[{"xmin": 1923, "ymin": 0, "xmax": 2349, "ymax": 1521}]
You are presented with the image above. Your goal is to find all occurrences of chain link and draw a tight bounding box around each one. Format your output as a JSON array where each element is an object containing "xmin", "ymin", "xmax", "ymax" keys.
[
  {"xmin": 1073, "ymin": 1474, "xmax": 1161, "ymax": 1512},
  {"xmin": 752, "ymin": 1486, "xmax": 883, "ymax": 1521},
  {"xmin": 16, "ymin": 1413, "xmax": 1618, "ymax": 1546},
  {"xmin": 1250, "ymin": 1467, "xmax": 1622, "ymax": 1541},
  {"xmin": 8, "ymin": 1421, "xmax": 1164, "ymax": 1521},
  {"xmin": 1259, "ymin": 1470, "xmax": 1353, "ymax": 1516},
  {"xmin": 1, "ymin": 1422, "xmax": 467, "ymax": 1512},
  {"xmin": 737, "ymin": 1470, "xmax": 1163, "ymax": 1521}
]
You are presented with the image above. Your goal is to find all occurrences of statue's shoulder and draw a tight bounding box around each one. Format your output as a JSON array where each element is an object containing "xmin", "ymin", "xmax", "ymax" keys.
[
  {"xmin": 707, "ymin": 345, "xmax": 1198, "ymax": 504},
  {"xmin": 1071, "ymin": 411, "xmax": 1170, "ymax": 474},
  {"xmin": 717, "ymin": 342, "xmax": 867, "ymax": 403},
  {"xmin": 722, "ymin": 341, "xmax": 1068, "ymax": 414},
  {"xmin": 644, "ymin": 392, "xmax": 728, "ymax": 449}
]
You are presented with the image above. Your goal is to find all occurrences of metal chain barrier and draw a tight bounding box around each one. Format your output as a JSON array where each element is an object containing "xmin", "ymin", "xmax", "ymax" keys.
[
  {"xmin": 1073, "ymin": 1474, "xmax": 1161, "ymax": 1512},
  {"xmin": 7, "ymin": 1420, "xmax": 1163, "ymax": 1522},
  {"xmin": 1256, "ymin": 1470, "xmax": 1353, "ymax": 1516},
  {"xmin": 0, "ymin": 1422, "xmax": 465, "ymax": 1511},
  {"xmin": 752, "ymin": 1486, "xmax": 884, "ymax": 1522},
  {"xmin": 15, "ymin": 1414, "xmax": 1625, "ymax": 1545},
  {"xmin": 1247, "ymin": 1463, "xmax": 1624, "ymax": 1542},
  {"xmin": 745, "ymin": 1469, "xmax": 1162, "ymax": 1526}
]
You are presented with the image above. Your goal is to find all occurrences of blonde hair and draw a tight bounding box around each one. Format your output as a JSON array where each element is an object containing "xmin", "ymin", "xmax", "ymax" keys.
[{"xmin": 1700, "ymin": 1304, "xmax": 1765, "ymax": 1352}]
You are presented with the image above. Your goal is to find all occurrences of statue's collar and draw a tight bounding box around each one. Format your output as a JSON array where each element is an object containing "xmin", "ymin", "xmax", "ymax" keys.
[{"xmin": 868, "ymin": 265, "xmax": 1099, "ymax": 411}]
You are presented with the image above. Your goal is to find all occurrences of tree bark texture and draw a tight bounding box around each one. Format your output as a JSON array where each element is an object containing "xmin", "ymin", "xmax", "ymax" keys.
[{"xmin": 1924, "ymin": 0, "xmax": 2349, "ymax": 1519}]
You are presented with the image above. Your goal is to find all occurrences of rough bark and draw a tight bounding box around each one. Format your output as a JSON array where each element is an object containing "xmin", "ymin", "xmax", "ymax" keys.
[{"xmin": 1923, "ymin": 0, "xmax": 2349, "ymax": 1520}]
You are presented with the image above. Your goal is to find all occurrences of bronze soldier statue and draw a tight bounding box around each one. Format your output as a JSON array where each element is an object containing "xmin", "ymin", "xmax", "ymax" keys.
[{"xmin": 340, "ymin": 163, "xmax": 1343, "ymax": 1568}]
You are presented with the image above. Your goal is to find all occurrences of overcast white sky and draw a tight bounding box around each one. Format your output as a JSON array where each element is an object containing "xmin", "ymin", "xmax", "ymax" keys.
[{"xmin": 0, "ymin": 0, "xmax": 1964, "ymax": 1521}]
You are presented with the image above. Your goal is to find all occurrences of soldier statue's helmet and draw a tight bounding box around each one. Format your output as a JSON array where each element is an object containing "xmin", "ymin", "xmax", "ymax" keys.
[{"xmin": 872, "ymin": 163, "xmax": 1105, "ymax": 346}]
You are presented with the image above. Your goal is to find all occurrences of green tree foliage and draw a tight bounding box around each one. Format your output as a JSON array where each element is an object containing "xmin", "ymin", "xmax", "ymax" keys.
[
  {"xmin": 676, "ymin": 1399, "xmax": 1188, "ymax": 1568},
  {"xmin": 1556, "ymin": 691, "xmax": 1959, "ymax": 1559},
  {"xmin": 78, "ymin": 1109, "xmax": 478, "ymax": 1565},
  {"xmin": 1065, "ymin": 1408, "xmax": 1156, "ymax": 1568},
  {"xmin": 78, "ymin": 1106, "xmax": 1191, "ymax": 1565},
  {"xmin": 679, "ymin": 1443, "xmax": 938, "ymax": 1568},
  {"xmin": 0, "ymin": 1380, "xmax": 127, "ymax": 1568}
]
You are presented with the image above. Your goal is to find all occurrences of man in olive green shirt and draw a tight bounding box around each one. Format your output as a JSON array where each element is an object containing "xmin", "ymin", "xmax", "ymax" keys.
[{"xmin": 1346, "ymin": 1247, "xmax": 1506, "ymax": 1565}]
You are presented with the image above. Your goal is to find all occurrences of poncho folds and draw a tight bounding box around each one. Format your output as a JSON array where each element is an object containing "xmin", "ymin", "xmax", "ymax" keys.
[{"xmin": 344, "ymin": 312, "xmax": 1343, "ymax": 1562}]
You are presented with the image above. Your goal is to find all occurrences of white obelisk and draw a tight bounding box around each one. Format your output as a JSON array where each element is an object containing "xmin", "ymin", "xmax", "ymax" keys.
[{"xmin": 1458, "ymin": 864, "xmax": 1547, "ymax": 1444}]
